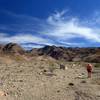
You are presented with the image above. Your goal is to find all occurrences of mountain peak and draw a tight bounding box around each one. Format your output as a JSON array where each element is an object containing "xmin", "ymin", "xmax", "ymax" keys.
[{"xmin": 3, "ymin": 43, "xmax": 24, "ymax": 54}]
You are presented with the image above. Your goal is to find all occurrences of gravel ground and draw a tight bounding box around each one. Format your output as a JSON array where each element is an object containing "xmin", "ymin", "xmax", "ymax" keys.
[{"xmin": 0, "ymin": 57, "xmax": 99, "ymax": 100}]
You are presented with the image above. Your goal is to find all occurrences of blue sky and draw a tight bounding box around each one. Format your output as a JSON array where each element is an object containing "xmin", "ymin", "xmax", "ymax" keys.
[{"xmin": 0, "ymin": 0, "xmax": 100, "ymax": 49}]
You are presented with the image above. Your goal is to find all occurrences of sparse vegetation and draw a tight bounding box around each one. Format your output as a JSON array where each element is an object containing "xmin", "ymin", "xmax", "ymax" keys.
[
  {"xmin": 48, "ymin": 63, "xmax": 57, "ymax": 72},
  {"xmin": 94, "ymin": 63, "xmax": 100, "ymax": 68}
]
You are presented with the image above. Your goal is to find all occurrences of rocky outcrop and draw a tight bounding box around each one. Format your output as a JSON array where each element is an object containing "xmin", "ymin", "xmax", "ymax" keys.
[
  {"xmin": 38, "ymin": 46, "xmax": 100, "ymax": 62},
  {"xmin": 2, "ymin": 43, "xmax": 25, "ymax": 54},
  {"xmin": 0, "ymin": 43, "xmax": 100, "ymax": 62},
  {"xmin": 38, "ymin": 46, "xmax": 72, "ymax": 61}
]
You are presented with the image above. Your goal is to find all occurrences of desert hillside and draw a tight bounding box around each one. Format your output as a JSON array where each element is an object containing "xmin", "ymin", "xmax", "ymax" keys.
[
  {"xmin": 0, "ymin": 43, "xmax": 99, "ymax": 100},
  {"xmin": 0, "ymin": 43, "xmax": 100, "ymax": 63},
  {"xmin": 0, "ymin": 56, "xmax": 99, "ymax": 100}
]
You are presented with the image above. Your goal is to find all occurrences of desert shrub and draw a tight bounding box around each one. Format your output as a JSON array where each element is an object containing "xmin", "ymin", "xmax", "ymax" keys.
[
  {"xmin": 94, "ymin": 63, "xmax": 100, "ymax": 68},
  {"xmin": 49, "ymin": 65, "xmax": 57, "ymax": 72},
  {"xmin": 48, "ymin": 62, "xmax": 58, "ymax": 72},
  {"xmin": 15, "ymin": 56, "xmax": 23, "ymax": 61},
  {"xmin": 60, "ymin": 64, "xmax": 65, "ymax": 70}
]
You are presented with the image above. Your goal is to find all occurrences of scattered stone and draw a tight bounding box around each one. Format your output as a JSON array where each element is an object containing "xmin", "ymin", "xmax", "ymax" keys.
[
  {"xmin": 12, "ymin": 85, "xmax": 16, "ymax": 88},
  {"xmin": 19, "ymin": 70, "xmax": 23, "ymax": 72},
  {"xmin": 19, "ymin": 80, "xmax": 23, "ymax": 82},
  {"xmin": 39, "ymin": 72, "xmax": 43, "ymax": 75},
  {"xmin": 57, "ymin": 90, "xmax": 60, "ymax": 93},
  {"xmin": 68, "ymin": 83, "xmax": 74, "ymax": 86},
  {"xmin": 65, "ymin": 66, "xmax": 68, "ymax": 70},
  {"xmin": 0, "ymin": 90, "xmax": 7, "ymax": 96},
  {"xmin": 43, "ymin": 69, "xmax": 47, "ymax": 72},
  {"xmin": 76, "ymin": 74, "xmax": 85, "ymax": 79},
  {"xmin": 44, "ymin": 73, "xmax": 56, "ymax": 77},
  {"xmin": 82, "ymin": 73, "xmax": 85, "ymax": 75},
  {"xmin": 81, "ymin": 80, "xmax": 87, "ymax": 83}
]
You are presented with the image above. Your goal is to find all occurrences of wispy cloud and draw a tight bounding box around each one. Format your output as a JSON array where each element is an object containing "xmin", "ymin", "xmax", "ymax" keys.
[
  {"xmin": 0, "ymin": 33, "xmax": 54, "ymax": 47},
  {"xmin": 0, "ymin": 10, "xmax": 100, "ymax": 49},
  {"xmin": 44, "ymin": 10, "xmax": 100, "ymax": 43}
]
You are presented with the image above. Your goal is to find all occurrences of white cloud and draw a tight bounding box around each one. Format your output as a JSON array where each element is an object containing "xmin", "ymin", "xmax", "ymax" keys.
[
  {"xmin": 47, "ymin": 10, "xmax": 68, "ymax": 25},
  {"xmin": 0, "ymin": 10, "xmax": 100, "ymax": 48},
  {"xmin": 45, "ymin": 11, "xmax": 100, "ymax": 43},
  {"xmin": 21, "ymin": 44, "xmax": 44, "ymax": 49},
  {"xmin": 0, "ymin": 33, "xmax": 53, "ymax": 46}
]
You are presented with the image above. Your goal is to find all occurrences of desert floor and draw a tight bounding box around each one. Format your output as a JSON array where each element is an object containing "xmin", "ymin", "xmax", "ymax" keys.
[{"xmin": 0, "ymin": 57, "xmax": 99, "ymax": 100}]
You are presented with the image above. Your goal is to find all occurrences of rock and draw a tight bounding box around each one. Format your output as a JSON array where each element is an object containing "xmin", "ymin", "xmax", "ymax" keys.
[
  {"xmin": 81, "ymin": 80, "xmax": 87, "ymax": 83},
  {"xmin": 57, "ymin": 90, "xmax": 60, "ymax": 93},
  {"xmin": 19, "ymin": 80, "xmax": 23, "ymax": 82},
  {"xmin": 68, "ymin": 83, "xmax": 74, "ymax": 86},
  {"xmin": 43, "ymin": 69, "xmax": 47, "ymax": 72},
  {"xmin": 65, "ymin": 66, "xmax": 68, "ymax": 70},
  {"xmin": 0, "ymin": 90, "xmax": 7, "ymax": 96},
  {"xmin": 39, "ymin": 72, "xmax": 43, "ymax": 75}
]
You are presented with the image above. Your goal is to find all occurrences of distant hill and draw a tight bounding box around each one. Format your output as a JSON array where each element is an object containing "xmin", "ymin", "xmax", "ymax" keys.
[
  {"xmin": 0, "ymin": 43, "xmax": 100, "ymax": 63},
  {"xmin": 2, "ymin": 43, "xmax": 25, "ymax": 54},
  {"xmin": 38, "ymin": 45, "xmax": 100, "ymax": 63}
]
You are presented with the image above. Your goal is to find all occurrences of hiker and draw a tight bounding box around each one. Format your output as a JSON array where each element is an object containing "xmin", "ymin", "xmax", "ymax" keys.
[{"xmin": 86, "ymin": 63, "xmax": 93, "ymax": 78}]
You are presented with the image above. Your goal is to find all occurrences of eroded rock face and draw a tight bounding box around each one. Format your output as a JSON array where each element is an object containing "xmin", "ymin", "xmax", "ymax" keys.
[
  {"xmin": 29, "ymin": 48, "xmax": 40, "ymax": 56},
  {"xmin": 0, "ymin": 43, "xmax": 100, "ymax": 63},
  {"xmin": 38, "ymin": 46, "xmax": 72, "ymax": 61},
  {"xmin": 38, "ymin": 46, "xmax": 100, "ymax": 62},
  {"xmin": 2, "ymin": 43, "xmax": 25, "ymax": 54}
]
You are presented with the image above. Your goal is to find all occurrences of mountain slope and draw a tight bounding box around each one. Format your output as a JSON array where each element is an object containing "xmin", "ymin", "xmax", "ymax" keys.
[{"xmin": 0, "ymin": 43, "xmax": 100, "ymax": 63}]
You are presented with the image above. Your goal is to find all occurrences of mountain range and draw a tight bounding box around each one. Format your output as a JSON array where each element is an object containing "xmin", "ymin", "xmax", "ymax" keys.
[{"xmin": 0, "ymin": 43, "xmax": 100, "ymax": 63}]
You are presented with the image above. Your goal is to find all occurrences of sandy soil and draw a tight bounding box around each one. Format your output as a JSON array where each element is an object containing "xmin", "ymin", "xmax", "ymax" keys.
[{"xmin": 0, "ymin": 57, "xmax": 99, "ymax": 100}]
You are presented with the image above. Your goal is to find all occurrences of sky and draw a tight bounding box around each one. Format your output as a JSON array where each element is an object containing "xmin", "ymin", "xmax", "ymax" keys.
[{"xmin": 0, "ymin": 0, "xmax": 100, "ymax": 49}]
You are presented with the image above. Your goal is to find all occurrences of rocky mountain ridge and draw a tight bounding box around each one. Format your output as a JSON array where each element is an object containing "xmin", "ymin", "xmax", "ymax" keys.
[{"xmin": 0, "ymin": 43, "xmax": 100, "ymax": 62}]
